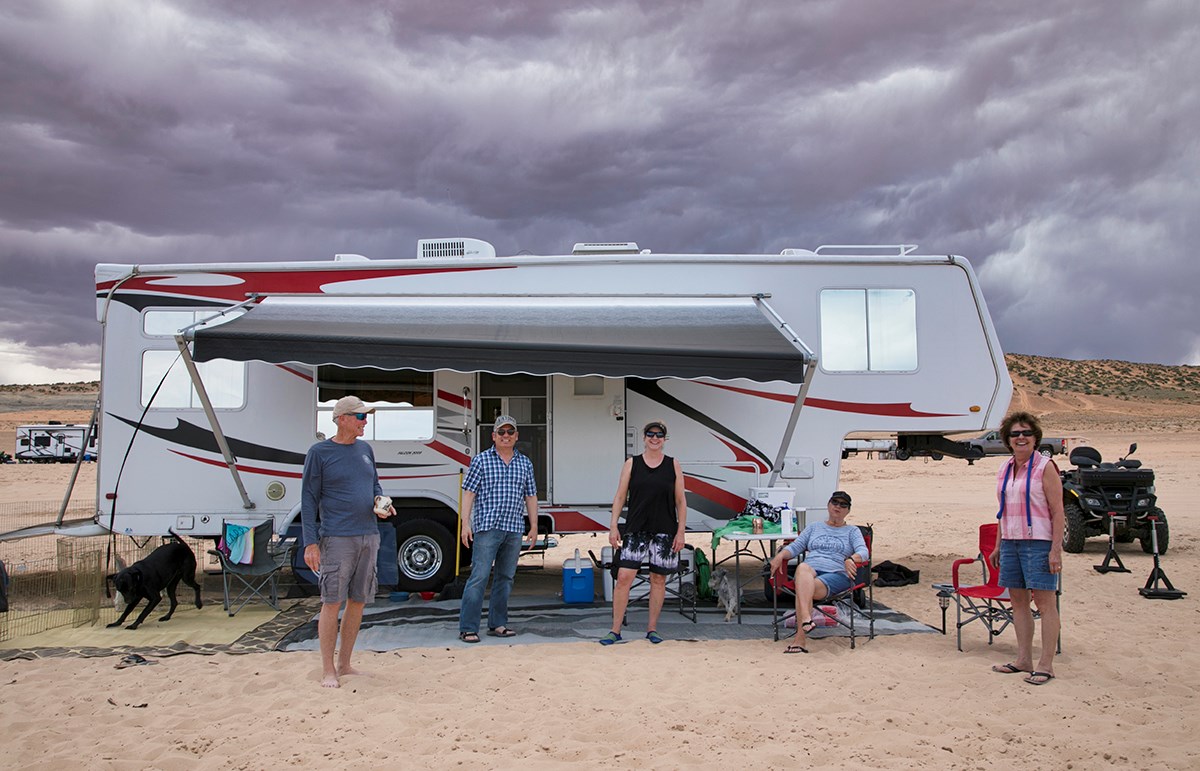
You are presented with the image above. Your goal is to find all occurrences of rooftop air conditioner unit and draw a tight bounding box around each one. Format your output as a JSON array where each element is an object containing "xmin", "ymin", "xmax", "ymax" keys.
[{"xmin": 417, "ymin": 238, "xmax": 497, "ymax": 259}]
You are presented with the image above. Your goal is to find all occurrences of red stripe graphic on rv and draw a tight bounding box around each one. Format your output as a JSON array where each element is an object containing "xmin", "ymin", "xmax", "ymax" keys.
[
  {"xmin": 425, "ymin": 440, "xmax": 472, "ymax": 466},
  {"xmin": 684, "ymin": 475, "xmax": 748, "ymax": 513},
  {"xmin": 437, "ymin": 389, "xmax": 472, "ymax": 409},
  {"xmin": 171, "ymin": 450, "xmax": 460, "ymax": 481},
  {"xmin": 712, "ymin": 434, "xmax": 768, "ymax": 474},
  {"xmin": 96, "ymin": 265, "xmax": 512, "ymax": 303},
  {"xmin": 697, "ymin": 382, "xmax": 960, "ymax": 417}
]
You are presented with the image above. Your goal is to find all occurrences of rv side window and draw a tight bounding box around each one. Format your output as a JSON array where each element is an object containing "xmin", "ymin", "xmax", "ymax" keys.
[
  {"xmin": 316, "ymin": 366, "xmax": 435, "ymax": 442},
  {"xmin": 34, "ymin": 435, "xmax": 51, "ymax": 447},
  {"xmin": 819, "ymin": 289, "xmax": 917, "ymax": 372},
  {"xmin": 141, "ymin": 351, "xmax": 246, "ymax": 409}
]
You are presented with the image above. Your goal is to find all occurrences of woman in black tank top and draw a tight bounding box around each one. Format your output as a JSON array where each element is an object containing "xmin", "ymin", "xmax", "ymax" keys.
[{"xmin": 599, "ymin": 420, "xmax": 688, "ymax": 646}]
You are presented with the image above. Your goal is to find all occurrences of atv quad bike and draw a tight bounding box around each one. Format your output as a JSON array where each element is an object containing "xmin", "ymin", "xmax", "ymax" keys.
[{"xmin": 1060, "ymin": 443, "xmax": 1167, "ymax": 555}]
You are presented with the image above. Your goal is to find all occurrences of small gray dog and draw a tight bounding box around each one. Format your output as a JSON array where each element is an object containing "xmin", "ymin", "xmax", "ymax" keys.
[{"xmin": 709, "ymin": 568, "xmax": 741, "ymax": 622}]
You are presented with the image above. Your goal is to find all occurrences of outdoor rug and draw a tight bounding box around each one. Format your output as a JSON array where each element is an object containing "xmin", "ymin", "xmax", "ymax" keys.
[{"xmin": 278, "ymin": 595, "xmax": 937, "ymax": 651}]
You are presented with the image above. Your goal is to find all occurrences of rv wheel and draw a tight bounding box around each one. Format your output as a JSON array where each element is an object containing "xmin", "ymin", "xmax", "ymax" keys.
[
  {"xmin": 394, "ymin": 519, "xmax": 455, "ymax": 592},
  {"xmin": 895, "ymin": 448, "xmax": 911, "ymax": 461}
]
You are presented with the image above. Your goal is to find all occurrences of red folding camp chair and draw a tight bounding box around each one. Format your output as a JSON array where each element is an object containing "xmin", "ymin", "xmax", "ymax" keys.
[
  {"xmin": 768, "ymin": 524, "xmax": 874, "ymax": 649},
  {"xmin": 950, "ymin": 522, "xmax": 1061, "ymax": 653}
]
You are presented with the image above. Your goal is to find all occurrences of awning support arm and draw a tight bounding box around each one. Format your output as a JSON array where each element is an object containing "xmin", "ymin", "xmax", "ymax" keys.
[
  {"xmin": 174, "ymin": 334, "xmax": 255, "ymax": 511},
  {"xmin": 755, "ymin": 295, "xmax": 818, "ymax": 488},
  {"xmin": 767, "ymin": 362, "xmax": 817, "ymax": 488},
  {"xmin": 56, "ymin": 396, "xmax": 101, "ymax": 527}
]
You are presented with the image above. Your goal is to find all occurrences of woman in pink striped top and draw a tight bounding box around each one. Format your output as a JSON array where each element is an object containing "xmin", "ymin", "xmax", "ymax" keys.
[{"xmin": 987, "ymin": 411, "xmax": 1064, "ymax": 685}]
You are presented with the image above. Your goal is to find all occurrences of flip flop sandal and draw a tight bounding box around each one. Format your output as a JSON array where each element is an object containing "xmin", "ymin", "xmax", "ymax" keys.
[
  {"xmin": 992, "ymin": 662, "xmax": 1030, "ymax": 675},
  {"xmin": 800, "ymin": 620, "xmax": 817, "ymax": 634},
  {"xmin": 459, "ymin": 632, "xmax": 481, "ymax": 643},
  {"xmin": 487, "ymin": 627, "xmax": 517, "ymax": 638},
  {"xmin": 783, "ymin": 644, "xmax": 808, "ymax": 654},
  {"xmin": 114, "ymin": 654, "xmax": 157, "ymax": 669},
  {"xmin": 1024, "ymin": 671, "xmax": 1055, "ymax": 685}
]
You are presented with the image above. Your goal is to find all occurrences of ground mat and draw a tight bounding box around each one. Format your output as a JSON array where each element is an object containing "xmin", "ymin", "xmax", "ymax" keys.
[{"xmin": 278, "ymin": 595, "xmax": 936, "ymax": 651}]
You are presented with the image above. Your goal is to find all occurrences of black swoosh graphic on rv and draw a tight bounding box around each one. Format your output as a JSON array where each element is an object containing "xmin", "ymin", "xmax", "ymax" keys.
[
  {"xmin": 108, "ymin": 414, "xmax": 436, "ymax": 469},
  {"xmin": 625, "ymin": 379, "xmax": 772, "ymax": 466}
]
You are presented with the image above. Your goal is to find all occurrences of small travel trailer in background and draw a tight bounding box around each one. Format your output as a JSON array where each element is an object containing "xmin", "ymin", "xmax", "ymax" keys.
[{"xmin": 15, "ymin": 422, "xmax": 95, "ymax": 463}]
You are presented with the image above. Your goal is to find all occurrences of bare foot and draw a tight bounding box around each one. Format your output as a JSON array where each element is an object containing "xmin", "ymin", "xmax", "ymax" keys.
[
  {"xmin": 321, "ymin": 672, "xmax": 340, "ymax": 688},
  {"xmin": 337, "ymin": 664, "xmax": 370, "ymax": 678}
]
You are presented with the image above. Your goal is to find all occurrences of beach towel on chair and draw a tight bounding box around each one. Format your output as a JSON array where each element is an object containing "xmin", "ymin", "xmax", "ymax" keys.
[{"xmin": 221, "ymin": 523, "xmax": 255, "ymax": 565}]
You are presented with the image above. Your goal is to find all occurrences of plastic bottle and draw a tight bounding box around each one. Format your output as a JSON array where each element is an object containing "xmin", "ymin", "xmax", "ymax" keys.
[{"xmin": 780, "ymin": 502, "xmax": 794, "ymax": 536}]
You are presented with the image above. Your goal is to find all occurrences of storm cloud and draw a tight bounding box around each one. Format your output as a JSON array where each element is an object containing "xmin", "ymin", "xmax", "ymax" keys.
[{"xmin": 1, "ymin": 0, "xmax": 1197, "ymax": 383}]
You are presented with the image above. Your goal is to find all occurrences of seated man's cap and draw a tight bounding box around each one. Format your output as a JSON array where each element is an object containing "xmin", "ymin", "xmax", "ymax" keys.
[
  {"xmin": 333, "ymin": 395, "xmax": 375, "ymax": 418},
  {"xmin": 493, "ymin": 415, "xmax": 518, "ymax": 430},
  {"xmin": 829, "ymin": 490, "xmax": 852, "ymax": 506}
]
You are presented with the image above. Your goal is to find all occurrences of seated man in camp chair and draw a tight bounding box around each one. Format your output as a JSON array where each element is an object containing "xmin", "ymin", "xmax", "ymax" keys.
[{"xmin": 767, "ymin": 490, "xmax": 869, "ymax": 654}]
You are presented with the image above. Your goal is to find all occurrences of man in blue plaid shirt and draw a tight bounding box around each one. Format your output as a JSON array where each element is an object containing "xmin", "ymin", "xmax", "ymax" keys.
[{"xmin": 457, "ymin": 415, "xmax": 539, "ymax": 643}]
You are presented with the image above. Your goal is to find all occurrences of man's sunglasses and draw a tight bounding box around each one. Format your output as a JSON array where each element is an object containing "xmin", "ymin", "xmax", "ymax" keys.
[
  {"xmin": 495, "ymin": 428, "xmax": 517, "ymax": 436},
  {"xmin": 349, "ymin": 412, "xmax": 369, "ymax": 421},
  {"xmin": 1008, "ymin": 429, "xmax": 1036, "ymax": 437},
  {"xmin": 644, "ymin": 431, "xmax": 666, "ymax": 438}
]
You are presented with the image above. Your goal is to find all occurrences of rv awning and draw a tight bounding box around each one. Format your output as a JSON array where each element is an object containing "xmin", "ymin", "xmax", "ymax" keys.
[{"xmin": 187, "ymin": 295, "xmax": 812, "ymax": 382}]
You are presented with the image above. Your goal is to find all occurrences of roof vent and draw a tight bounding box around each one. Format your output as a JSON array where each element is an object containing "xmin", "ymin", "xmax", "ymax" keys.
[
  {"xmin": 417, "ymin": 238, "xmax": 497, "ymax": 259},
  {"xmin": 572, "ymin": 242, "xmax": 640, "ymax": 255}
]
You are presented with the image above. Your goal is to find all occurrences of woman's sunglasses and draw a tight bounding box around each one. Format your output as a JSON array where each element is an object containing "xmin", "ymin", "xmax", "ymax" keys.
[
  {"xmin": 1008, "ymin": 429, "xmax": 1036, "ymax": 437},
  {"xmin": 644, "ymin": 431, "xmax": 666, "ymax": 438}
]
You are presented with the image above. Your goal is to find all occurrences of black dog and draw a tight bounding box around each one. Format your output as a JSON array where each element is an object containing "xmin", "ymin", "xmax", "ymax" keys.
[{"xmin": 107, "ymin": 535, "xmax": 202, "ymax": 630}]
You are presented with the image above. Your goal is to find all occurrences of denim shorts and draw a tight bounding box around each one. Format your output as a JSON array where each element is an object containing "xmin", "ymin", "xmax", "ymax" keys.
[
  {"xmin": 815, "ymin": 570, "xmax": 853, "ymax": 597},
  {"xmin": 998, "ymin": 538, "xmax": 1058, "ymax": 591}
]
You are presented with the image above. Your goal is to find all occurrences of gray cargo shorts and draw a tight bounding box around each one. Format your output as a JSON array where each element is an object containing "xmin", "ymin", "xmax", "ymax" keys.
[{"xmin": 318, "ymin": 533, "xmax": 380, "ymax": 605}]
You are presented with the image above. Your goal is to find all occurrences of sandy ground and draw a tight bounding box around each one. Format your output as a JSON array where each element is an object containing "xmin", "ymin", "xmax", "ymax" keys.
[{"xmin": 1, "ymin": 423, "xmax": 1198, "ymax": 768}]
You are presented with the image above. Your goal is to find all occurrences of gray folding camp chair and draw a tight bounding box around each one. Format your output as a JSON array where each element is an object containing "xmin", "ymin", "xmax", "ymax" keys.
[{"xmin": 208, "ymin": 521, "xmax": 294, "ymax": 616}]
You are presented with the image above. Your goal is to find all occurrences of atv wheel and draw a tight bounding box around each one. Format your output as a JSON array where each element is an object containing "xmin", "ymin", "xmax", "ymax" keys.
[
  {"xmin": 1140, "ymin": 508, "xmax": 1169, "ymax": 555},
  {"xmin": 1063, "ymin": 501, "xmax": 1088, "ymax": 553}
]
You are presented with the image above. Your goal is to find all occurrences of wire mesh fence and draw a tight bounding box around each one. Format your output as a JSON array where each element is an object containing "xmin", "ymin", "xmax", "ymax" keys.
[{"xmin": 0, "ymin": 501, "xmax": 215, "ymax": 643}]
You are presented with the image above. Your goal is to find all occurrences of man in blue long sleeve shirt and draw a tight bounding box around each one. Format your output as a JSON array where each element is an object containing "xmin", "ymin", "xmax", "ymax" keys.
[{"xmin": 301, "ymin": 395, "xmax": 393, "ymax": 688}]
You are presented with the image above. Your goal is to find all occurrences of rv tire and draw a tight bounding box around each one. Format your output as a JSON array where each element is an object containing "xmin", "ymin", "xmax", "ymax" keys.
[{"xmin": 394, "ymin": 518, "xmax": 456, "ymax": 592}]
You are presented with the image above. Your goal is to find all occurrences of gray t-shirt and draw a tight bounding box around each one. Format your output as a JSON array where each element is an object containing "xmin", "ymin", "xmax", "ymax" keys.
[
  {"xmin": 782, "ymin": 520, "xmax": 869, "ymax": 574},
  {"xmin": 300, "ymin": 439, "xmax": 383, "ymax": 544}
]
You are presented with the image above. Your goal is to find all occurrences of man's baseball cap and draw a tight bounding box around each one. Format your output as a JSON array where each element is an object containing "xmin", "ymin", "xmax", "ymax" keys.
[
  {"xmin": 493, "ymin": 415, "xmax": 517, "ymax": 430},
  {"xmin": 332, "ymin": 396, "xmax": 375, "ymax": 418},
  {"xmin": 829, "ymin": 490, "xmax": 852, "ymax": 506}
]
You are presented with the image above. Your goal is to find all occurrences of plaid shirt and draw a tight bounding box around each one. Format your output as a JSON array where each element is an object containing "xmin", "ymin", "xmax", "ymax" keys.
[{"xmin": 462, "ymin": 446, "xmax": 537, "ymax": 534}]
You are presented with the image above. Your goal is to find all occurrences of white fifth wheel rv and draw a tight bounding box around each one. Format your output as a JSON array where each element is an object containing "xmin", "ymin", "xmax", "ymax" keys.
[
  {"xmin": 15, "ymin": 423, "xmax": 96, "ymax": 463},
  {"xmin": 69, "ymin": 240, "xmax": 1010, "ymax": 590}
]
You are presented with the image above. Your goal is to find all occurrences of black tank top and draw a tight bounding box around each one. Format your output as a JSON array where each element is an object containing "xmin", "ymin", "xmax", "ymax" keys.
[{"xmin": 625, "ymin": 454, "xmax": 678, "ymax": 535}]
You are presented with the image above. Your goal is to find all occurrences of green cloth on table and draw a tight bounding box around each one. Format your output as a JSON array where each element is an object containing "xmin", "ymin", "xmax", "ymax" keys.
[{"xmin": 711, "ymin": 516, "xmax": 782, "ymax": 550}]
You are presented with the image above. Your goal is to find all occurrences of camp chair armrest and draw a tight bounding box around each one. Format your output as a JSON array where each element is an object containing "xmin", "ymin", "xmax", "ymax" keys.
[{"xmin": 951, "ymin": 556, "xmax": 981, "ymax": 588}]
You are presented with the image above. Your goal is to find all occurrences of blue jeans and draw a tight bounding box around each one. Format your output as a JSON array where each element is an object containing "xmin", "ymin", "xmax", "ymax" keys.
[{"xmin": 458, "ymin": 529, "xmax": 523, "ymax": 634}]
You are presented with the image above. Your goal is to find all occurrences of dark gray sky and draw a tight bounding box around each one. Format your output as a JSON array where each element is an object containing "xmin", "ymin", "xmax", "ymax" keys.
[{"xmin": 2, "ymin": 1, "xmax": 1197, "ymax": 383}]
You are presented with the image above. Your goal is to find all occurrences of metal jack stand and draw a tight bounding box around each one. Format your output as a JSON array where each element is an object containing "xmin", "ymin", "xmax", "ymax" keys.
[
  {"xmin": 1139, "ymin": 515, "xmax": 1186, "ymax": 600},
  {"xmin": 1094, "ymin": 513, "xmax": 1130, "ymax": 574}
]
